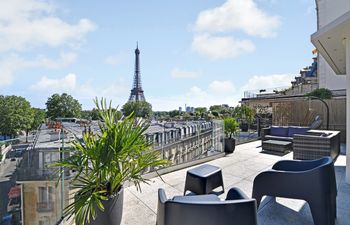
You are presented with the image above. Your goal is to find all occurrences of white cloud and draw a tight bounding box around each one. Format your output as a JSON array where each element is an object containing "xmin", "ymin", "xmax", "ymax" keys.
[
  {"xmin": 105, "ymin": 54, "xmax": 126, "ymax": 66},
  {"xmin": 0, "ymin": 53, "xmax": 77, "ymax": 87},
  {"xmin": 149, "ymin": 74, "xmax": 296, "ymax": 111},
  {"xmin": 209, "ymin": 80, "xmax": 235, "ymax": 94},
  {"xmin": 30, "ymin": 73, "xmax": 130, "ymax": 108},
  {"xmin": 241, "ymin": 74, "xmax": 294, "ymax": 91},
  {"xmin": 0, "ymin": 0, "xmax": 96, "ymax": 52},
  {"xmin": 171, "ymin": 68, "xmax": 197, "ymax": 79},
  {"xmin": 194, "ymin": 0, "xmax": 281, "ymax": 38},
  {"xmin": 192, "ymin": 34, "xmax": 255, "ymax": 59},
  {"xmin": 148, "ymin": 81, "xmax": 241, "ymax": 111},
  {"xmin": 30, "ymin": 73, "xmax": 77, "ymax": 91}
]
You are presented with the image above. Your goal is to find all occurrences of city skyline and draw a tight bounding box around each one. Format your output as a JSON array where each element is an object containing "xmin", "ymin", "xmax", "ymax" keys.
[{"xmin": 0, "ymin": 0, "xmax": 316, "ymax": 111}]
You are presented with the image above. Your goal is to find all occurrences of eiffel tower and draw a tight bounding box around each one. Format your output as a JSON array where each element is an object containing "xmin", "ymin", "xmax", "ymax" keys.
[{"xmin": 128, "ymin": 43, "xmax": 146, "ymax": 101}]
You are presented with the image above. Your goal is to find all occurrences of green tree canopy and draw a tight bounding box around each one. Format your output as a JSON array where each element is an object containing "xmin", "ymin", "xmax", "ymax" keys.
[
  {"xmin": 81, "ymin": 108, "xmax": 101, "ymax": 120},
  {"xmin": 46, "ymin": 93, "xmax": 82, "ymax": 119},
  {"xmin": 0, "ymin": 95, "xmax": 34, "ymax": 137},
  {"xmin": 305, "ymin": 88, "xmax": 332, "ymax": 99},
  {"xmin": 234, "ymin": 105, "xmax": 255, "ymax": 123},
  {"xmin": 31, "ymin": 108, "xmax": 46, "ymax": 130},
  {"xmin": 122, "ymin": 100, "xmax": 152, "ymax": 118}
]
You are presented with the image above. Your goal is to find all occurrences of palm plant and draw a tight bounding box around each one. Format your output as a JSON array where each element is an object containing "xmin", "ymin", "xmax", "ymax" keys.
[{"xmin": 53, "ymin": 98, "xmax": 168, "ymax": 225}]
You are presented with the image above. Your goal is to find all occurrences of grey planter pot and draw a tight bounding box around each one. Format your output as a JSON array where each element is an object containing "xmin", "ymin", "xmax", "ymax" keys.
[
  {"xmin": 87, "ymin": 187, "xmax": 124, "ymax": 225},
  {"xmin": 224, "ymin": 138, "xmax": 236, "ymax": 153}
]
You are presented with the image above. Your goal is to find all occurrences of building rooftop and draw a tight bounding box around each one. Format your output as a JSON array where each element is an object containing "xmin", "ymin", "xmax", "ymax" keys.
[{"xmin": 120, "ymin": 140, "xmax": 350, "ymax": 225}]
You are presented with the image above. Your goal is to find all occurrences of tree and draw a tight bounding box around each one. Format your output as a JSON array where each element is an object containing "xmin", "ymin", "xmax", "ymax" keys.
[
  {"xmin": 305, "ymin": 88, "xmax": 332, "ymax": 99},
  {"xmin": 81, "ymin": 108, "xmax": 101, "ymax": 120},
  {"xmin": 0, "ymin": 95, "xmax": 34, "ymax": 138},
  {"xmin": 31, "ymin": 108, "xmax": 46, "ymax": 130},
  {"xmin": 46, "ymin": 93, "xmax": 82, "ymax": 119},
  {"xmin": 122, "ymin": 100, "xmax": 153, "ymax": 118}
]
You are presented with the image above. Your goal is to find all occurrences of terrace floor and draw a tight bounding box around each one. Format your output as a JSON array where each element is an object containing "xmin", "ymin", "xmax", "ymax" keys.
[{"xmin": 121, "ymin": 141, "xmax": 350, "ymax": 225}]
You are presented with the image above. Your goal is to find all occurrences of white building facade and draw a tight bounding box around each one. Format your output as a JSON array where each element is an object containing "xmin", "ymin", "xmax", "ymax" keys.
[
  {"xmin": 312, "ymin": 0, "xmax": 350, "ymax": 183},
  {"xmin": 316, "ymin": 0, "xmax": 349, "ymax": 90}
]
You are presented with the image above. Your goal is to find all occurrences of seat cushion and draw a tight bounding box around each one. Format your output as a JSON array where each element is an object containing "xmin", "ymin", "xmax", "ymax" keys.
[
  {"xmin": 270, "ymin": 126, "xmax": 289, "ymax": 137},
  {"xmin": 288, "ymin": 126, "xmax": 309, "ymax": 137},
  {"xmin": 265, "ymin": 135, "xmax": 293, "ymax": 142}
]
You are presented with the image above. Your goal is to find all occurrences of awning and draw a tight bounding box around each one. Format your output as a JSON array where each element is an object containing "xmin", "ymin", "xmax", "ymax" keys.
[{"xmin": 311, "ymin": 10, "xmax": 350, "ymax": 75}]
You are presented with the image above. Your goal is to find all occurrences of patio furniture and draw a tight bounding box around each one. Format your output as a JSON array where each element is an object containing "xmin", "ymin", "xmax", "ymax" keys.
[
  {"xmin": 293, "ymin": 130, "xmax": 340, "ymax": 161},
  {"xmin": 157, "ymin": 187, "xmax": 257, "ymax": 225},
  {"xmin": 262, "ymin": 140, "xmax": 292, "ymax": 153},
  {"xmin": 252, "ymin": 157, "xmax": 337, "ymax": 225},
  {"xmin": 261, "ymin": 126, "xmax": 310, "ymax": 143},
  {"xmin": 184, "ymin": 164, "xmax": 224, "ymax": 195}
]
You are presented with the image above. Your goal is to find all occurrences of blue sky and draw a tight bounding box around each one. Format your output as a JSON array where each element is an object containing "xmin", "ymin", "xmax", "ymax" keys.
[{"xmin": 0, "ymin": 0, "xmax": 316, "ymax": 111}]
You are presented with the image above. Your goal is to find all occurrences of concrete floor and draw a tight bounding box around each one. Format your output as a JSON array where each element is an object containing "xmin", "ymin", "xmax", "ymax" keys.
[{"xmin": 121, "ymin": 141, "xmax": 350, "ymax": 225}]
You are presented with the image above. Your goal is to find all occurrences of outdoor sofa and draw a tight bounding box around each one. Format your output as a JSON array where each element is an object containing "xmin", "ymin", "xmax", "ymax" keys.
[{"xmin": 261, "ymin": 126, "xmax": 310, "ymax": 143}]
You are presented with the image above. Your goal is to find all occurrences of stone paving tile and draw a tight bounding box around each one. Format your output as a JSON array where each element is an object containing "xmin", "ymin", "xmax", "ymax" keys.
[
  {"xmin": 127, "ymin": 177, "xmax": 182, "ymax": 213},
  {"xmin": 121, "ymin": 189, "xmax": 156, "ymax": 225},
  {"xmin": 336, "ymin": 207, "xmax": 350, "ymax": 225},
  {"xmin": 121, "ymin": 140, "xmax": 350, "ymax": 225},
  {"xmin": 258, "ymin": 198, "xmax": 314, "ymax": 225}
]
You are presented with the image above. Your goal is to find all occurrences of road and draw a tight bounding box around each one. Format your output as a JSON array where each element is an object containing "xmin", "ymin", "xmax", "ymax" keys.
[{"xmin": 0, "ymin": 158, "xmax": 19, "ymax": 220}]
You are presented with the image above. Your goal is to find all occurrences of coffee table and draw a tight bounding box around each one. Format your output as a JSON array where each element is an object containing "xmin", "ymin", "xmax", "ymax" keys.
[
  {"xmin": 184, "ymin": 164, "xmax": 224, "ymax": 195},
  {"xmin": 262, "ymin": 140, "xmax": 292, "ymax": 153}
]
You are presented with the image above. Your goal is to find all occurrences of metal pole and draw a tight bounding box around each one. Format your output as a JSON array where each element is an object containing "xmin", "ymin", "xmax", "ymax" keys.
[
  {"xmin": 309, "ymin": 96, "xmax": 329, "ymax": 130},
  {"xmin": 60, "ymin": 128, "xmax": 65, "ymax": 218}
]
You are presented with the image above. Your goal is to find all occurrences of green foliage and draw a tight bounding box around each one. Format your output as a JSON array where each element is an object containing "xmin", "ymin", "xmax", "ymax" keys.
[
  {"xmin": 53, "ymin": 98, "xmax": 168, "ymax": 225},
  {"xmin": 233, "ymin": 105, "xmax": 255, "ymax": 123},
  {"xmin": 81, "ymin": 108, "xmax": 103, "ymax": 120},
  {"xmin": 169, "ymin": 110, "xmax": 180, "ymax": 118},
  {"xmin": 46, "ymin": 93, "xmax": 82, "ymax": 119},
  {"xmin": 122, "ymin": 100, "xmax": 152, "ymax": 118},
  {"xmin": 0, "ymin": 95, "xmax": 34, "ymax": 137},
  {"xmin": 209, "ymin": 105, "xmax": 234, "ymax": 118},
  {"xmin": 224, "ymin": 117, "xmax": 240, "ymax": 138},
  {"xmin": 305, "ymin": 88, "xmax": 332, "ymax": 99},
  {"xmin": 31, "ymin": 108, "xmax": 46, "ymax": 130}
]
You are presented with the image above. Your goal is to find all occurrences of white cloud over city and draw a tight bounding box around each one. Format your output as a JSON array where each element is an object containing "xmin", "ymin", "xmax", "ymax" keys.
[
  {"xmin": 149, "ymin": 74, "xmax": 294, "ymax": 111},
  {"xmin": 171, "ymin": 68, "xmax": 197, "ymax": 79},
  {"xmin": 192, "ymin": 34, "xmax": 255, "ymax": 59},
  {"xmin": 0, "ymin": 52, "xmax": 77, "ymax": 87},
  {"xmin": 192, "ymin": 0, "xmax": 281, "ymax": 59},
  {"xmin": 240, "ymin": 74, "xmax": 295, "ymax": 92},
  {"xmin": 0, "ymin": 0, "xmax": 96, "ymax": 86},
  {"xmin": 30, "ymin": 73, "xmax": 130, "ymax": 108},
  {"xmin": 0, "ymin": 0, "xmax": 96, "ymax": 52}
]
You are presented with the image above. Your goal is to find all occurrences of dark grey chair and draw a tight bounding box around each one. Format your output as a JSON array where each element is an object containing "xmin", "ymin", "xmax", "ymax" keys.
[
  {"xmin": 252, "ymin": 156, "xmax": 337, "ymax": 225},
  {"xmin": 157, "ymin": 187, "xmax": 257, "ymax": 225}
]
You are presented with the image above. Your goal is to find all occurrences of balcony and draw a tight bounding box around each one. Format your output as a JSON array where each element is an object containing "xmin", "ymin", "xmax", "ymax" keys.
[
  {"xmin": 37, "ymin": 202, "xmax": 54, "ymax": 212},
  {"xmin": 120, "ymin": 140, "xmax": 350, "ymax": 225}
]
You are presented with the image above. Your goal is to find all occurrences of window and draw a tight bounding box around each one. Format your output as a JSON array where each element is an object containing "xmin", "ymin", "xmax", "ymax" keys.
[{"xmin": 38, "ymin": 186, "xmax": 53, "ymax": 203}]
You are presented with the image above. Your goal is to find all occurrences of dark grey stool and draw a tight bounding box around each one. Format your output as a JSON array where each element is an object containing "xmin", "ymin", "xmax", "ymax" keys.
[{"xmin": 184, "ymin": 164, "xmax": 224, "ymax": 195}]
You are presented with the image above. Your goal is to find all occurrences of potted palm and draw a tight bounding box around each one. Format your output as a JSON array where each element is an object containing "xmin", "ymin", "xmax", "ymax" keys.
[
  {"xmin": 53, "ymin": 98, "xmax": 168, "ymax": 225},
  {"xmin": 224, "ymin": 117, "xmax": 240, "ymax": 153}
]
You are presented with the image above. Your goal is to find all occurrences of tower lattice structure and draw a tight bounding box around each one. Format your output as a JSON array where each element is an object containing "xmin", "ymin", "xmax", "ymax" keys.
[{"xmin": 129, "ymin": 44, "xmax": 146, "ymax": 101}]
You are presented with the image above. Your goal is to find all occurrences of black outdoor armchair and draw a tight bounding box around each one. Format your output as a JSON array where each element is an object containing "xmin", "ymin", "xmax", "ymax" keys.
[
  {"xmin": 157, "ymin": 187, "xmax": 257, "ymax": 225},
  {"xmin": 252, "ymin": 156, "xmax": 337, "ymax": 225}
]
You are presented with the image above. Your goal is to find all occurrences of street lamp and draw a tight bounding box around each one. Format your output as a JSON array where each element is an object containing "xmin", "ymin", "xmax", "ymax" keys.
[{"xmin": 308, "ymin": 96, "xmax": 330, "ymax": 130}]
